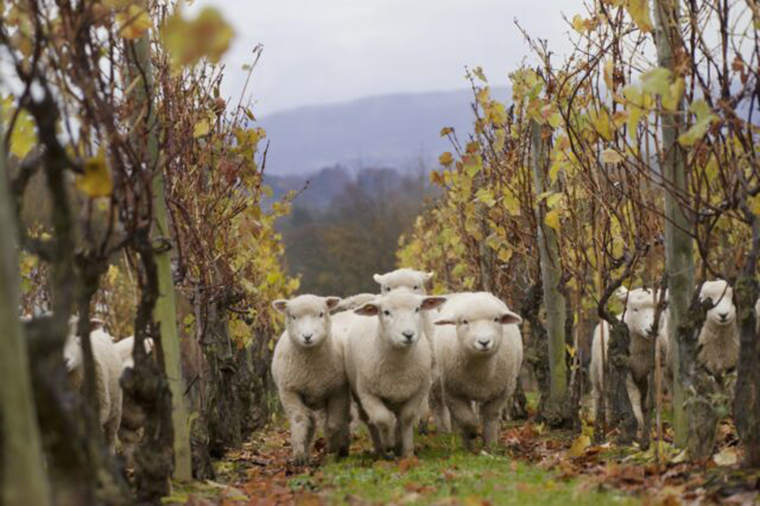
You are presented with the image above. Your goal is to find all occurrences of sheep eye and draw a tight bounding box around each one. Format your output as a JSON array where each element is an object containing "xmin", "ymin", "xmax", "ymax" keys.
[
  {"xmin": 290, "ymin": 314, "xmax": 296, "ymax": 320},
  {"xmin": 384, "ymin": 310, "xmax": 391, "ymax": 317},
  {"xmin": 494, "ymin": 317, "xmax": 499, "ymax": 322},
  {"xmin": 462, "ymin": 319, "xmax": 469, "ymax": 325},
  {"xmin": 633, "ymin": 308, "xmax": 639, "ymax": 313},
  {"xmin": 319, "ymin": 312, "xmax": 324, "ymax": 318},
  {"xmin": 414, "ymin": 285, "xmax": 419, "ymax": 290},
  {"xmin": 415, "ymin": 307, "xmax": 420, "ymax": 313}
]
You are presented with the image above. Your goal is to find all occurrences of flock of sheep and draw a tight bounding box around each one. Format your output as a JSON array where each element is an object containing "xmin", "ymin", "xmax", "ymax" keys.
[
  {"xmin": 54, "ymin": 269, "xmax": 743, "ymax": 466},
  {"xmin": 272, "ymin": 270, "xmax": 743, "ymax": 464}
]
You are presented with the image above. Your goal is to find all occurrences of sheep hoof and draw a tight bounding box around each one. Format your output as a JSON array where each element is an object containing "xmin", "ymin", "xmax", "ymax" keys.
[{"xmin": 293, "ymin": 454, "xmax": 309, "ymax": 466}]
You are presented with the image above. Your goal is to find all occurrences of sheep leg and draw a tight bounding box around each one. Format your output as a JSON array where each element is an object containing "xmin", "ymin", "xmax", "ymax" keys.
[
  {"xmin": 626, "ymin": 374, "xmax": 644, "ymax": 428},
  {"xmin": 325, "ymin": 389, "xmax": 351, "ymax": 458},
  {"xmin": 357, "ymin": 392, "xmax": 396, "ymax": 459},
  {"xmin": 280, "ymin": 390, "xmax": 313, "ymax": 465},
  {"xmin": 448, "ymin": 395, "xmax": 480, "ymax": 452},
  {"xmin": 481, "ymin": 397, "xmax": 507, "ymax": 449},
  {"xmin": 103, "ymin": 412, "xmax": 120, "ymax": 454},
  {"xmin": 396, "ymin": 394, "xmax": 425, "ymax": 458},
  {"xmin": 430, "ymin": 379, "xmax": 452, "ymax": 432}
]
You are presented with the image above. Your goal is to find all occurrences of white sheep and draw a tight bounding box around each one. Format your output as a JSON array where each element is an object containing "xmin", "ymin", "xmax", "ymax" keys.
[
  {"xmin": 344, "ymin": 291, "xmax": 446, "ymax": 458},
  {"xmin": 271, "ymin": 295, "xmax": 349, "ymax": 465},
  {"xmin": 590, "ymin": 287, "xmax": 668, "ymax": 427},
  {"xmin": 430, "ymin": 292, "xmax": 523, "ymax": 451},
  {"xmin": 697, "ymin": 279, "xmax": 739, "ymax": 376},
  {"xmin": 63, "ymin": 317, "xmax": 123, "ymax": 453},
  {"xmin": 113, "ymin": 335, "xmax": 155, "ymax": 369}
]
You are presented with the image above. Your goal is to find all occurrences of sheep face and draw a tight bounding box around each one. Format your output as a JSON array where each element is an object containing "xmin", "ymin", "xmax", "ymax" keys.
[
  {"xmin": 700, "ymin": 280, "xmax": 735, "ymax": 327},
  {"xmin": 616, "ymin": 287, "xmax": 665, "ymax": 339},
  {"xmin": 435, "ymin": 305, "xmax": 522, "ymax": 357},
  {"xmin": 273, "ymin": 295, "xmax": 341, "ymax": 348},
  {"xmin": 355, "ymin": 292, "xmax": 445, "ymax": 348},
  {"xmin": 63, "ymin": 318, "xmax": 83, "ymax": 372},
  {"xmin": 373, "ymin": 269, "xmax": 434, "ymax": 295}
]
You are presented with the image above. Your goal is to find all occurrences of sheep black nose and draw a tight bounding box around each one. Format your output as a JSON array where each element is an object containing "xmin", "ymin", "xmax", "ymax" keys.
[
  {"xmin": 303, "ymin": 334, "xmax": 313, "ymax": 342},
  {"xmin": 478, "ymin": 339, "xmax": 490, "ymax": 348},
  {"xmin": 719, "ymin": 313, "xmax": 729, "ymax": 320},
  {"xmin": 402, "ymin": 331, "xmax": 414, "ymax": 341}
]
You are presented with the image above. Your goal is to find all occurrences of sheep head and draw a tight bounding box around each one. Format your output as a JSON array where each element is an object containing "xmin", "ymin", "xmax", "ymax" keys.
[{"xmin": 273, "ymin": 295, "xmax": 341, "ymax": 348}]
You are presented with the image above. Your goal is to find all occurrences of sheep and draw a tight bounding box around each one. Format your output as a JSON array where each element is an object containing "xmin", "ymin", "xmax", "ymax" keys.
[
  {"xmin": 271, "ymin": 294, "xmax": 349, "ymax": 465},
  {"xmin": 696, "ymin": 279, "xmax": 739, "ymax": 376},
  {"xmin": 63, "ymin": 317, "xmax": 123, "ymax": 453},
  {"xmin": 429, "ymin": 292, "xmax": 523, "ymax": 451},
  {"xmin": 590, "ymin": 287, "xmax": 669, "ymax": 428},
  {"xmin": 113, "ymin": 335, "xmax": 155, "ymax": 467},
  {"xmin": 344, "ymin": 291, "xmax": 447, "ymax": 458}
]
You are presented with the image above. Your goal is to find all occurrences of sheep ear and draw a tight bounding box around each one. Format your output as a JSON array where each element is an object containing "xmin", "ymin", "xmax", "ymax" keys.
[
  {"xmin": 90, "ymin": 318, "xmax": 106, "ymax": 330},
  {"xmin": 373, "ymin": 273, "xmax": 385, "ymax": 285},
  {"xmin": 423, "ymin": 271, "xmax": 435, "ymax": 283},
  {"xmin": 272, "ymin": 300, "xmax": 288, "ymax": 313},
  {"xmin": 421, "ymin": 296, "xmax": 447, "ymax": 311},
  {"xmin": 435, "ymin": 318, "xmax": 457, "ymax": 326},
  {"xmin": 615, "ymin": 287, "xmax": 629, "ymax": 302},
  {"xmin": 354, "ymin": 302, "xmax": 379, "ymax": 316},
  {"xmin": 324, "ymin": 297, "xmax": 341, "ymax": 310},
  {"xmin": 499, "ymin": 311, "xmax": 522, "ymax": 325}
]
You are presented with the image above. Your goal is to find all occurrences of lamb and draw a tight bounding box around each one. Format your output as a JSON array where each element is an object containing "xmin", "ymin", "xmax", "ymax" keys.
[
  {"xmin": 430, "ymin": 292, "xmax": 523, "ymax": 451},
  {"xmin": 63, "ymin": 317, "xmax": 124, "ymax": 453},
  {"xmin": 271, "ymin": 295, "xmax": 349, "ymax": 465},
  {"xmin": 696, "ymin": 279, "xmax": 739, "ymax": 376},
  {"xmin": 344, "ymin": 291, "xmax": 447, "ymax": 458},
  {"xmin": 590, "ymin": 287, "xmax": 669, "ymax": 427}
]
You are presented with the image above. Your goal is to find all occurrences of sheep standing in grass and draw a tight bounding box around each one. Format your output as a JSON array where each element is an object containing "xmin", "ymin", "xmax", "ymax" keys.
[
  {"xmin": 63, "ymin": 317, "xmax": 123, "ymax": 453},
  {"xmin": 345, "ymin": 291, "xmax": 446, "ymax": 458},
  {"xmin": 430, "ymin": 292, "xmax": 523, "ymax": 451},
  {"xmin": 271, "ymin": 295, "xmax": 349, "ymax": 465},
  {"xmin": 590, "ymin": 287, "xmax": 668, "ymax": 427},
  {"xmin": 697, "ymin": 280, "xmax": 739, "ymax": 376}
]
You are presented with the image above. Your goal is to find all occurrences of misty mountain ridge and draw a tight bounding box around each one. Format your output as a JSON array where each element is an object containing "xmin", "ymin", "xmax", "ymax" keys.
[{"xmin": 259, "ymin": 87, "xmax": 511, "ymax": 177}]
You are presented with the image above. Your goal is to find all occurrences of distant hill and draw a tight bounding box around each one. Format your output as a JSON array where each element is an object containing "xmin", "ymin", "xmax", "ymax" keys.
[{"xmin": 259, "ymin": 87, "xmax": 510, "ymax": 176}]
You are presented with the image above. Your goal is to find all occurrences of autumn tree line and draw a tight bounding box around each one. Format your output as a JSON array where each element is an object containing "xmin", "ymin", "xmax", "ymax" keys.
[
  {"xmin": 399, "ymin": 0, "xmax": 760, "ymax": 465},
  {"xmin": 0, "ymin": 1, "xmax": 297, "ymax": 505}
]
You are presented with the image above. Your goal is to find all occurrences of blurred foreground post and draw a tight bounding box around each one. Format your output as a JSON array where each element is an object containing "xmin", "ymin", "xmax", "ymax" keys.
[{"xmin": 0, "ymin": 110, "xmax": 51, "ymax": 506}]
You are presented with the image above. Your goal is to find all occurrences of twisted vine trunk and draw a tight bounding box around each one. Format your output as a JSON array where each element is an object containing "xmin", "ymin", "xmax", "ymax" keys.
[
  {"xmin": 679, "ymin": 294, "xmax": 720, "ymax": 460},
  {"xmin": 734, "ymin": 216, "xmax": 760, "ymax": 466},
  {"xmin": 604, "ymin": 319, "xmax": 638, "ymax": 444}
]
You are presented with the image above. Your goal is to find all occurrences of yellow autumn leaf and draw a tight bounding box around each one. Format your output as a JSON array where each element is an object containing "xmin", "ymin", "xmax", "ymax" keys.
[
  {"xmin": 545, "ymin": 209, "xmax": 561, "ymax": 231},
  {"xmin": 601, "ymin": 148, "xmax": 624, "ymax": 164},
  {"xmin": 567, "ymin": 434, "xmax": 591, "ymax": 458},
  {"xmin": 77, "ymin": 151, "xmax": 113, "ymax": 198},
  {"xmin": 193, "ymin": 118, "xmax": 210, "ymax": 138},
  {"xmin": 572, "ymin": 14, "xmax": 587, "ymax": 33},
  {"xmin": 626, "ymin": 0, "xmax": 653, "ymax": 33},
  {"xmin": 116, "ymin": 5, "xmax": 151, "ymax": 40},
  {"xmin": 162, "ymin": 7, "xmax": 234, "ymax": 71},
  {"xmin": 439, "ymin": 151, "xmax": 454, "ymax": 166},
  {"xmin": 591, "ymin": 107, "xmax": 615, "ymax": 141}
]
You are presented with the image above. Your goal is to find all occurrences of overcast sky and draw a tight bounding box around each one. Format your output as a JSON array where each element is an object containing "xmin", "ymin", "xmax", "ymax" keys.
[{"xmin": 190, "ymin": 0, "xmax": 577, "ymax": 116}]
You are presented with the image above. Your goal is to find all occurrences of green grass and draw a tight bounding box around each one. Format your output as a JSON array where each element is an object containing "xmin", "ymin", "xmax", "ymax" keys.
[{"xmin": 290, "ymin": 433, "xmax": 636, "ymax": 505}]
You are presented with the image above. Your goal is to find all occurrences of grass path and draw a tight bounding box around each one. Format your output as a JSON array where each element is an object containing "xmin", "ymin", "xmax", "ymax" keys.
[{"xmin": 168, "ymin": 424, "xmax": 636, "ymax": 505}]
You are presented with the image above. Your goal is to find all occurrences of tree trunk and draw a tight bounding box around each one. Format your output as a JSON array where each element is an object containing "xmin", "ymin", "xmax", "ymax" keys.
[
  {"xmin": 0, "ymin": 114, "xmax": 51, "ymax": 506},
  {"xmin": 125, "ymin": 23, "xmax": 192, "ymax": 482},
  {"xmin": 530, "ymin": 119, "xmax": 568, "ymax": 424},
  {"xmin": 734, "ymin": 216, "xmax": 760, "ymax": 466},
  {"xmin": 654, "ymin": 0, "xmax": 694, "ymax": 449},
  {"xmin": 605, "ymin": 319, "xmax": 638, "ymax": 444}
]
